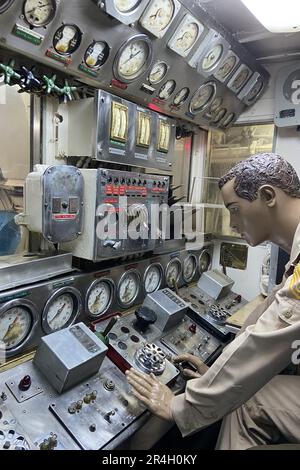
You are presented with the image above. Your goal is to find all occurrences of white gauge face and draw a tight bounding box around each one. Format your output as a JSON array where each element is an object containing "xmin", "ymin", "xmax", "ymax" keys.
[
  {"xmin": 158, "ymin": 79, "xmax": 176, "ymax": 100},
  {"xmin": 202, "ymin": 44, "xmax": 223, "ymax": 71},
  {"xmin": 141, "ymin": 0, "xmax": 175, "ymax": 33},
  {"xmin": 173, "ymin": 87, "xmax": 189, "ymax": 106},
  {"xmin": 24, "ymin": 0, "xmax": 56, "ymax": 27},
  {"xmin": 247, "ymin": 78, "xmax": 264, "ymax": 102},
  {"xmin": 231, "ymin": 67, "xmax": 250, "ymax": 91},
  {"xmin": 0, "ymin": 307, "xmax": 32, "ymax": 349},
  {"xmin": 183, "ymin": 256, "xmax": 196, "ymax": 281},
  {"xmin": 144, "ymin": 265, "xmax": 162, "ymax": 293},
  {"xmin": 175, "ymin": 22, "xmax": 198, "ymax": 53},
  {"xmin": 218, "ymin": 54, "xmax": 237, "ymax": 80},
  {"xmin": 190, "ymin": 83, "xmax": 215, "ymax": 114},
  {"xmin": 87, "ymin": 281, "xmax": 112, "ymax": 317},
  {"xmin": 46, "ymin": 293, "xmax": 74, "ymax": 331},
  {"xmin": 166, "ymin": 260, "xmax": 181, "ymax": 287},
  {"xmin": 114, "ymin": 0, "xmax": 140, "ymax": 12},
  {"xmin": 149, "ymin": 61, "xmax": 168, "ymax": 84},
  {"xmin": 118, "ymin": 272, "xmax": 139, "ymax": 305},
  {"xmin": 117, "ymin": 39, "xmax": 150, "ymax": 80}
]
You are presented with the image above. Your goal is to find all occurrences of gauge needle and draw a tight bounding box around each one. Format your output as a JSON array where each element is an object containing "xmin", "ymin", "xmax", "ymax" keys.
[
  {"xmin": 122, "ymin": 50, "xmax": 141, "ymax": 65},
  {"xmin": 49, "ymin": 303, "xmax": 66, "ymax": 324},
  {"xmin": 149, "ymin": 8, "xmax": 163, "ymax": 23},
  {"xmin": 92, "ymin": 290, "xmax": 103, "ymax": 308},
  {"xmin": 3, "ymin": 317, "xmax": 21, "ymax": 344}
]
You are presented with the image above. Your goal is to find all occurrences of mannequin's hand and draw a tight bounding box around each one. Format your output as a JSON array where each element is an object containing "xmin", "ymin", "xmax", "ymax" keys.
[
  {"xmin": 126, "ymin": 368, "xmax": 175, "ymax": 422},
  {"xmin": 173, "ymin": 353, "xmax": 209, "ymax": 379}
]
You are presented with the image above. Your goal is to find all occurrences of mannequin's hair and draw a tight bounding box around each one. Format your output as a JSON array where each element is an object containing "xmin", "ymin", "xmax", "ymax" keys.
[{"xmin": 218, "ymin": 153, "xmax": 300, "ymax": 201}]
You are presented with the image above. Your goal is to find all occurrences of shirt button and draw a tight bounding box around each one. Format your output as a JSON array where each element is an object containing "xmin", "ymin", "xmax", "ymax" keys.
[{"xmin": 283, "ymin": 308, "xmax": 293, "ymax": 319}]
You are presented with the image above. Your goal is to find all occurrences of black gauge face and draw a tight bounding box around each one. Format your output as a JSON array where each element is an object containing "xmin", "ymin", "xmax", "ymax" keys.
[
  {"xmin": 158, "ymin": 79, "xmax": 176, "ymax": 100},
  {"xmin": 173, "ymin": 87, "xmax": 190, "ymax": 106},
  {"xmin": 114, "ymin": 35, "xmax": 153, "ymax": 82},
  {"xmin": 53, "ymin": 24, "xmax": 82, "ymax": 56},
  {"xmin": 23, "ymin": 0, "xmax": 57, "ymax": 27},
  {"xmin": 247, "ymin": 77, "xmax": 264, "ymax": 102},
  {"xmin": 0, "ymin": 0, "xmax": 14, "ymax": 14},
  {"xmin": 222, "ymin": 113, "xmax": 235, "ymax": 127},
  {"xmin": 84, "ymin": 41, "xmax": 110, "ymax": 69},
  {"xmin": 189, "ymin": 82, "xmax": 216, "ymax": 114}
]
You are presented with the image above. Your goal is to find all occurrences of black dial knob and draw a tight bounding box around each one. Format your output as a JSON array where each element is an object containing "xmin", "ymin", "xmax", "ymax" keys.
[{"xmin": 134, "ymin": 306, "xmax": 157, "ymax": 333}]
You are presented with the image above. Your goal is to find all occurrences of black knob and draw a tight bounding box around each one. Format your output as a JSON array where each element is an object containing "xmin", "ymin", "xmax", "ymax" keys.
[
  {"xmin": 134, "ymin": 306, "xmax": 157, "ymax": 333},
  {"xmin": 19, "ymin": 375, "xmax": 31, "ymax": 391},
  {"xmin": 127, "ymin": 178, "xmax": 131, "ymax": 185},
  {"xmin": 114, "ymin": 177, "xmax": 119, "ymax": 184},
  {"xmin": 121, "ymin": 178, "xmax": 125, "ymax": 184},
  {"xmin": 107, "ymin": 177, "xmax": 112, "ymax": 183}
]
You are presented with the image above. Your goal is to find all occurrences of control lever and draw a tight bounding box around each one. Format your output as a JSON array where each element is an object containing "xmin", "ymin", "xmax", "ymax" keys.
[{"xmin": 94, "ymin": 316, "xmax": 119, "ymax": 346}]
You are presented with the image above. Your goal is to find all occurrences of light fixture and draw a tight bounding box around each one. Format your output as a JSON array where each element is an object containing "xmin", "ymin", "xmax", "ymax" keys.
[{"xmin": 241, "ymin": 0, "xmax": 300, "ymax": 33}]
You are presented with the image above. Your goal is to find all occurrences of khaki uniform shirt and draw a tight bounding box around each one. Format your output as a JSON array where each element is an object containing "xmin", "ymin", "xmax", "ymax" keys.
[{"xmin": 171, "ymin": 222, "xmax": 300, "ymax": 437}]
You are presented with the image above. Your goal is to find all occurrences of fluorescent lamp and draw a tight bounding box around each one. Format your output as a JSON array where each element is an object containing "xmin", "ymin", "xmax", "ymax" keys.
[{"xmin": 241, "ymin": 0, "xmax": 300, "ymax": 33}]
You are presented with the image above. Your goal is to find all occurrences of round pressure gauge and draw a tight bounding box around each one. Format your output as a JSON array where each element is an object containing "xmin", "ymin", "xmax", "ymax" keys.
[
  {"xmin": 175, "ymin": 21, "xmax": 199, "ymax": 52},
  {"xmin": 158, "ymin": 79, "xmax": 176, "ymax": 100},
  {"xmin": 183, "ymin": 254, "xmax": 197, "ymax": 283},
  {"xmin": 117, "ymin": 270, "xmax": 140, "ymax": 307},
  {"xmin": 165, "ymin": 258, "xmax": 182, "ymax": 288},
  {"xmin": 222, "ymin": 112, "xmax": 235, "ymax": 128},
  {"xmin": 142, "ymin": 0, "xmax": 175, "ymax": 31},
  {"xmin": 114, "ymin": 35, "xmax": 153, "ymax": 83},
  {"xmin": 144, "ymin": 263, "xmax": 163, "ymax": 293},
  {"xmin": 0, "ymin": 0, "xmax": 15, "ymax": 14},
  {"xmin": 189, "ymin": 82, "xmax": 216, "ymax": 114},
  {"xmin": 247, "ymin": 77, "xmax": 264, "ymax": 102},
  {"xmin": 211, "ymin": 107, "xmax": 226, "ymax": 124},
  {"xmin": 0, "ymin": 300, "xmax": 37, "ymax": 355},
  {"xmin": 114, "ymin": 0, "xmax": 141, "ymax": 12},
  {"xmin": 148, "ymin": 61, "xmax": 168, "ymax": 84},
  {"xmin": 218, "ymin": 54, "xmax": 237, "ymax": 80},
  {"xmin": 202, "ymin": 43, "xmax": 223, "ymax": 71},
  {"xmin": 84, "ymin": 41, "xmax": 110, "ymax": 69},
  {"xmin": 53, "ymin": 24, "xmax": 82, "ymax": 56},
  {"xmin": 209, "ymin": 97, "xmax": 223, "ymax": 114},
  {"xmin": 232, "ymin": 67, "xmax": 250, "ymax": 91},
  {"xmin": 23, "ymin": 0, "xmax": 57, "ymax": 27},
  {"xmin": 86, "ymin": 279, "xmax": 114, "ymax": 318},
  {"xmin": 173, "ymin": 87, "xmax": 190, "ymax": 106},
  {"xmin": 199, "ymin": 249, "xmax": 211, "ymax": 273},
  {"xmin": 42, "ymin": 287, "xmax": 82, "ymax": 334}
]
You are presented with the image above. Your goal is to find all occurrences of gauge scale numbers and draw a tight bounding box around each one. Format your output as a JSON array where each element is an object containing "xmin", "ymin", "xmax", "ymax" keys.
[
  {"xmin": 144, "ymin": 264, "xmax": 162, "ymax": 293},
  {"xmin": 23, "ymin": 0, "xmax": 57, "ymax": 27},
  {"xmin": 0, "ymin": 307, "xmax": 32, "ymax": 350},
  {"xmin": 87, "ymin": 280, "xmax": 113, "ymax": 317},
  {"xmin": 114, "ymin": 36, "xmax": 152, "ymax": 82},
  {"xmin": 118, "ymin": 271, "xmax": 140, "ymax": 306}
]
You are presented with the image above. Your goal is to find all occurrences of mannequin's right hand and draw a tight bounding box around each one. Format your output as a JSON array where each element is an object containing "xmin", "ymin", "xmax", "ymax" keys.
[{"xmin": 173, "ymin": 353, "xmax": 209, "ymax": 379}]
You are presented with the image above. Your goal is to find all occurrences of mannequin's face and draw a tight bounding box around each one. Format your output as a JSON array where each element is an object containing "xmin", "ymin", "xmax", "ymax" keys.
[{"xmin": 221, "ymin": 178, "xmax": 272, "ymax": 246}]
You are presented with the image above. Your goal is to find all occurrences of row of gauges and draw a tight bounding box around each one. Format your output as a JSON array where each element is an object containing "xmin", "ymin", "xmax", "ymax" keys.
[{"xmin": 0, "ymin": 251, "xmax": 211, "ymax": 354}]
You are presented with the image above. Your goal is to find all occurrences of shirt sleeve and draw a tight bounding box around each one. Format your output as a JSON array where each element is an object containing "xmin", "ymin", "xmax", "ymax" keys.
[{"xmin": 171, "ymin": 270, "xmax": 300, "ymax": 437}]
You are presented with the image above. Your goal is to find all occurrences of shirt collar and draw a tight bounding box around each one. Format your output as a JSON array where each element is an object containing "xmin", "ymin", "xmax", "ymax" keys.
[{"xmin": 285, "ymin": 222, "xmax": 300, "ymax": 274}]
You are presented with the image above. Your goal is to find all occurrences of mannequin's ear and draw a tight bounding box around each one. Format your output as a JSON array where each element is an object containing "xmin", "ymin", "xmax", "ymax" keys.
[{"xmin": 258, "ymin": 185, "xmax": 276, "ymax": 207}]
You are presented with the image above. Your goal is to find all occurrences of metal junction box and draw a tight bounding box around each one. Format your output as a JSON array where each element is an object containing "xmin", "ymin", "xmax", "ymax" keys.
[
  {"xmin": 143, "ymin": 288, "xmax": 188, "ymax": 332},
  {"xmin": 197, "ymin": 269, "xmax": 234, "ymax": 300}
]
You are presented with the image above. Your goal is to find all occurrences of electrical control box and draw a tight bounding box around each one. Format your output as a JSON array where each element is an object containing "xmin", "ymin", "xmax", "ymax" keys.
[{"xmin": 143, "ymin": 288, "xmax": 188, "ymax": 332}]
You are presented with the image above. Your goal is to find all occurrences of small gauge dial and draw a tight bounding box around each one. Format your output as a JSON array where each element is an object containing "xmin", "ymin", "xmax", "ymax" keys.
[
  {"xmin": 87, "ymin": 280, "xmax": 113, "ymax": 318},
  {"xmin": 189, "ymin": 82, "xmax": 216, "ymax": 114},
  {"xmin": 217, "ymin": 54, "xmax": 237, "ymax": 80},
  {"xmin": 118, "ymin": 271, "xmax": 140, "ymax": 306},
  {"xmin": 84, "ymin": 41, "xmax": 109, "ymax": 69},
  {"xmin": 199, "ymin": 250, "xmax": 211, "ymax": 273},
  {"xmin": 211, "ymin": 107, "xmax": 226, "ymax": 124},
  {"xmin": 114, "ymin": 0, "xmax": 141, "ymax": 12},
  {"xmin": 166, "ymin": 258, "xmax": 181, "ymax": 288},
  {"xmin": 231, "ymin": 66, "xmax": 251, "ymax": 91},
  {"xmin": 148, "ymin": 61, "xmax": 168, "ymax": 84},
  {"xmin": 0, "ymin": 306, "xmax": 32, "ymax": 350},
  {"xmin": 23, "ymin": 0, "xmax": 56, "ymax": 27},
  {"xmin": 158, "ymin": 79, "xmax": 176, "ymax": 100},
  {"xmin": 144, "ymin": 264, "xmax": 162, "ymax": 293},
  {"xmin": 222, "ymin": 112, "xmax": 235, "ymax": 128},
  {"xmin": 53, "ymin": 24, "xmax": 82, "ymax": 55},
  {"xmin": 42, "ymin": 288, "xmax": 81, "ymax": 333},
  {"xmin": 140, "ymin": 0, "xmax": 175, "ymax": 33},
  {"xmin": 183, "ymin": 255, "xmax": 197, "ymax": 282},
  {"xmin": 173, "ymin": 87, "xmax": 190, "ymax": 106},
  {"xmin": 209, "ymin": 97, "xmax": 223, "ymax": 114},
  {"xmin": 114, "ymin": 35, "xmax": 152, "ymax": 82},
  {"xmin": 0, "ymin": 0, "xmax": 15, "ymax": 14},
  {"xmin": 202, "ymin": 44, "xmax": 223, "ymax": 71},
  {"xmin": 247, "ymin": 77, "xmax": 264, "ymax": 102}
]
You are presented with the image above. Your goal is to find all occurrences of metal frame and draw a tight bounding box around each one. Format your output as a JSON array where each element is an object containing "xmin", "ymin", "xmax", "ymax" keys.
[
  {"xmin": 95, "ymin": 0, "xmax": 149, "ymax": 25},
  {"xmin": 41, "ymin": 286, "xmax": 83, "ymax": 334},
  {"xmin": 85, "ymin": 278, "xmax": 115, "ymax": 319}
]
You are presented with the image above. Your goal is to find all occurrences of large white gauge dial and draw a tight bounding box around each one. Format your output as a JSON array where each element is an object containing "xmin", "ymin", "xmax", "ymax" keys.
[
  {"xmin": 0, "ymin": 306, "xmax": 32, "ymax": 350},
  {"xmin": 166, "ymin": 258, "xmax": 182, "ymax": 288},
  {"xmin": 168, "ymin": 14, "xmax": 204, "ymax": 57},
  {"xmin": 148, "ymin": 61, "xmax": 168, "ymax": 84},
  {"xmin": 42, "ymin": 288, "xmax": 81, "ymax": 334},
  {"xmin": 114, "ymin": 35, "xmax": 153, "ymax": 83},
  {"xmin": 140, "ymin": 0, "xmax": 179, "ymax": 38},
  {"xmin": 144, "ymin": 264, "xmax": 163, "ymax": 293},
  {"xmin": 114, "ymin": 0, "xmax": 141, "ymax": 12},
  {"xmin": 118, "ymin": 270, "xmax": 140, "ymax": 306},
  {"xmin": 173, "ymin": 87, "xmax": 190, "ymax": 106},
  {"xmin": 158, "ymin": 79, "xmax": 176, "ymax": 100},
  {"xmin": 189, "ymin": 82, "xmax": 216, "ymax": 114},
  {"xmin": 201, "ymin": 44, "xmax": 223, "ymax": 71},
  {"xmin": 87, "ymin": 280, "xmax": 113, "ymax": 318},
  {"xmin": 183, "ymin": 254, "xmax": 197, "ymax": 283},
  {"xmin": 23, "ymin": 0, "xmax": 57, "ymax": 27}
]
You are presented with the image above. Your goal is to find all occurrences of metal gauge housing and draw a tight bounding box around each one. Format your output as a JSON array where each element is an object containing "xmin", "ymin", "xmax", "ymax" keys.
[
  {"xmin": 137, "ymin": 111, "xmax": 152, "ymax": 147},
  {"xmin": 42, "ymin": 287, "xmax": 82, "ymax": 334},
  {"xmin": 199, "ymin": 249, "xmax": 211, "ymax": 273},
  {"xmin": 23, "ymin": 0, "xmax": 57, "ymax": 27},
  {"xmin": 84, "ymin": 41, "xmax": 110, "ymax": 70},
  {"xmin": 189, "ymin": 82, "xmax": 216, "ymax": 114},
  {"xmin": 0, "ymin": 0, "xmax": 15, "ymax": 14},
  {"xmin": 0, "ymin": 300, "xmax": 38, "ymax": 356},
  {"xmin": 144, "ymin": 263, "xmax": 163, "ymax": 293},
  {"xmin": 168, "ymin": 13, "xmax": 204, "ymax": 57},
  {"xmin": 114, "ymin": 0, "xmax": 142, "ymax": 12},
  {"xmin": 211, "ymin": 107, "xmax": 226, "ymax": 125},
  {"xmin": 183, "ymin": 254, "xmax": 197, "ymax": 283},
  {"xmin": 201, "ymin": 43, "xmax": 224, "ymax": 72},
  {"xmin": 158, "ymin": 79, "xmax": 176, "ymax": 100},
  {"xmin": 139, "ymin": 0, "xmax": 181, "ymax": 38},
  {"xmin": 113, "ymin": 34, "xmax": 153, "ymax": 83},
  {"xmin": 96, "ymin": 0, "xmax": 148, "ymax": 25},
  {"xmin": 148, "ymin": 61, "xmax": 168, "ymax": 85},
  {"xmin": 86, "ymin": 279, "xmax": 114, "ymax": 318},
  {"xmin": 238, "ymin": 73, "xmax": 265, "ymax": 105},
  {"xmin": 222, "ymin": 112, "xmax": 235, "ymax": 128},
  {"xmin": 173, "ymin": 87, "xmax": 190, "ymax": 106},
  {"xmin": 214, "ymin": 51, "xmax": 239, "ymax": 82},
  {"xmin": 117, "ymin": 270, "xmax": 140, "ymax": 307},
  {"xmin": 53, "ymin": 24, "xmax": 82, "ymax": 56},
  {"xmin": 206, "ymin": 96, "xmax": 223, "ymax": 116},
  {"xmin": 227, "ymin": 64, "xmax": 252, "ymax": 93},
  {"xmin": 165, "ymin": 258, "xmax": 182, "ymax": 288}
]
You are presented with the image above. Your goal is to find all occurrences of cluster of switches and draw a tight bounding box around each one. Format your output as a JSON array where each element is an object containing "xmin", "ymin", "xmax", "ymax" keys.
[{"xmin": 68, "ymin": 390, "xmax": 98, "ymax": 414}]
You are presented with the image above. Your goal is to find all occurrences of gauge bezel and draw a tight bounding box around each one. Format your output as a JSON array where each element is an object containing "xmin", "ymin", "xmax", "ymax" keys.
[
  {"xmin": 221, "ymin": 112, "xmax": 236, "ymax": 128},
  {"xmin": 23, "ymin": 0, "xmax": 57, "ymax": 28},
  {"xmin": 148, "ymin": 60, "xmax": 169, "ymax": 85},
  {"xmin": 198, "ymin": 248, "xmax": 212, "ymax": 274},
  {"xmin": 97, "ymin": 0, "xmax": 149, "ymax": 25},
  {"xmin": 182, "ymin": 254, "xmax": 198, "ymax": 283},
  {"xmin": 227, "ymin": 63, "xmax": 252, "ymax": 94},
  {"xmin": 189, "ymin": 81, "xmax": 217, "ymax": 115},
  {"xmin": 167, "ymin": 13, "xmax": 204, "ymax": 58},
  {"xmin": 117, "ymin": 269, "xmax": 141, "ymax": 308},
  {"xmin": 172, "ymin": 87, "xmax": 190, "ymax": 107},
  {"xmin": 0, "ymin": 0, "xmax": 15, "ymax": 14},
  {"xmin": 42, "ymin": 286, "xmax": 82, "ymax": 334},
  {"xmin": 143, "ymin": 263, "xmax": 163, "ymax": 294},
  {"xmin": 165, "ymin": 257, "xmax": 182, "ymax": 288},
  {"xmin": 157, "ymin": 79, "xmax": 176, "ymax": 100},
  {"xmin": 85, "ymin": 278, "xmax": 115, "ymax": 319},
  {"xmin": 210, "ymin": 107, "xmax": 227, "ymax": 125},
  {"xmin": 237, "ymin": 72, "xmax": 265, "ymax": 105},
  {"xmin": 84, "ymin": 40, "xmax": 110, "ymax": 70},
  {"xmin": 213, "ymin": 49, "xmax": 240, "ymax": 83},
  {"xmin": 53, "ymin": 23, "xmax": 82, "ymax": 56},
  {"xmin": 0, "ymin": 299, "xmax": 38, "ymax": 357},
  {"xmin": 113, "ymin": 34, "xmax": 153, "ymax": 83},
  {"xmin": 139, "ymin": 0, "xmax": 181, "ymax": 39}
]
